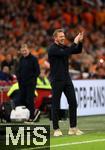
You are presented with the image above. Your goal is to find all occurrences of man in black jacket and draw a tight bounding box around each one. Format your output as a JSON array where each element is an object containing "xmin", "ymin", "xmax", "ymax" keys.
[
  {"xmin": 48, "ymin": 29, "xmax": 84, "ymax": 136},
  {"xmin": 16, "ymin": 44, "xmax": 40, "ymax": 121}
]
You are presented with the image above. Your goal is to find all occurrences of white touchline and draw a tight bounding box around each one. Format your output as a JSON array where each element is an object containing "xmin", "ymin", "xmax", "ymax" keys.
[
  {"xmin": 22, "ymin": 138, "xmax": 105, "ymax": 150},
  {"xmin": 51, "ymin": 138, "xmax": 105, "ymax": 148}
]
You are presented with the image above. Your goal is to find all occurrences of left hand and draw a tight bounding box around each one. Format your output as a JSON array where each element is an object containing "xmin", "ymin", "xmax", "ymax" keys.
[{"xmin": 74, "ymin": 32, "xmax": 84, "ymax": 44}]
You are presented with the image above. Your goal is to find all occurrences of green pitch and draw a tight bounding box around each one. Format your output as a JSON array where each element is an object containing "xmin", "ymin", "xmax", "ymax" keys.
[
  {"xmin": 51, "ymin": 132, "xmax": 105, "ymax": 150},
  {"xmin": 50, "ymin": 115, "xmax": 105, "ymax": 150}
]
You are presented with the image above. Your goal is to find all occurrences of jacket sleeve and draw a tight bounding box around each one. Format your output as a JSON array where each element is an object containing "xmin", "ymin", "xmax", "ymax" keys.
[
  {"xmin": 48, "ymin": 43, "xmax": 83, "ymax": 56},
  {"xmin": 66, "ymin": 42, "xmax": 83, "ymax": 54},
  {"xmin": 16, "ymin": 60, "xmax": 21, "ymax": 83},
  {"xmin": 33, "ymin": 57, "xmax": 40, "ymax": 78}
]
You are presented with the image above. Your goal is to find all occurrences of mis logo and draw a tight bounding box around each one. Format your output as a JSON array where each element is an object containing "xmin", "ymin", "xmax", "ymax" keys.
[{"xmin": 0, "ymin": 125, "xmax": 50, "ymax": 149}]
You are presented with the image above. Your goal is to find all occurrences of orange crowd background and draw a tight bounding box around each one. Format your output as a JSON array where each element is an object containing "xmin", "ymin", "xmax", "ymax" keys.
[{"xmin": 0, "ymin": 0, "xmax": 105, "ymax": 81}]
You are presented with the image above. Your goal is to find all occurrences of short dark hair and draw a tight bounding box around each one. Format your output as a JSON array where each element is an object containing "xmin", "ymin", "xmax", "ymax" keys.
[{"xmin": 53, "ymin": 28, "xmax": 64, "ymax": 37}]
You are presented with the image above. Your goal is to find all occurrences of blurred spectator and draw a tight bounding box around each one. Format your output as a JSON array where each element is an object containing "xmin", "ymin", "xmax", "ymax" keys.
[
  {"xmin": 96, "ymin": 66, "xmax": 105, "ymax": 78},
  {"xmin": 36, "ymin": 67, "xmax": 51, "ymax": 89},
  {"xmin": 0, "ymin": 66, "xmax": 13, "ymax": 81},
  {"xmin": 0, "ymin": 54, "xmax": 18, "ymax": 73}
]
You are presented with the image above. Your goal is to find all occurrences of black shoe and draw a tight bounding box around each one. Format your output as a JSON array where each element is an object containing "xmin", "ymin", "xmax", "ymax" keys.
[{"xmin": 33, "ymin": 110, "xmax": 41, "ymax": 122}]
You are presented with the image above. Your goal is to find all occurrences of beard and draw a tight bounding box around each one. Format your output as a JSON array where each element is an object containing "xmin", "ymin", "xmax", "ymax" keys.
[{"xmin": 57, "ymin": 39, "xmax": 64, "ymax": 45}]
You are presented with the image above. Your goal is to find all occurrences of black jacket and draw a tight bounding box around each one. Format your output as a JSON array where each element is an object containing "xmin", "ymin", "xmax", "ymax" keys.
[
  {"xmin": 16, "ymin": 53, "xmax": 40, "ymax": 85},
  {"xmin": 48, "ymin": 42, "xmax": 82, "ymax": 82}
]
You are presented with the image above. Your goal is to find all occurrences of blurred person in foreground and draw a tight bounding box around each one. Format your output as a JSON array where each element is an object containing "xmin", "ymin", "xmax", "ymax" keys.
[
  {"xmin": 16, "ymin": 44, "xmax": 40, "ymax": 121},
  {"xmin": 34, "ymin": 67, "xmax": 52, "ymax": 122},
  {"xmin": 48, "ymin": 29, "xmax": 84, "ymax": 136}
]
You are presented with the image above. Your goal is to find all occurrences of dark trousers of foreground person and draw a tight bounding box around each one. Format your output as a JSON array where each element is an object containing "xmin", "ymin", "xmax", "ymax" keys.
[
  {"xmin": 19, "ymin": 83, "xmax": 35, "ymax": 119},
  {"xmin": 51, "ymin": 80, "xmax": 77, "ymax": 130}
]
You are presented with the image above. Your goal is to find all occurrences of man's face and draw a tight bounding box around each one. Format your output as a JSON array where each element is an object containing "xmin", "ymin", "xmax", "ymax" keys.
[
  {"xmin": 54, "ymin": 32, "xmax": 66, "ymax": 45},
  {"xmin": 20, "ymin": 46, "xmax": 30, "ymax": 57},
  {"xmin": 2, "ymin": 66, "xmax": 10, "ymax": 74},
  {"xmin": 6, "ymin": 54, "xmax": 12, "ymax": 62}
]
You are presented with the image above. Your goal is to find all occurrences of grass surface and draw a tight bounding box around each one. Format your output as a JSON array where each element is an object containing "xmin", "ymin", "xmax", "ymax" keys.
[{"xmin": 50, "ymin": 115, "xmax": 105, "ymax": 150}]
